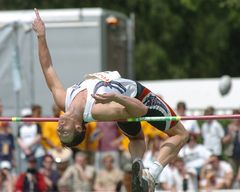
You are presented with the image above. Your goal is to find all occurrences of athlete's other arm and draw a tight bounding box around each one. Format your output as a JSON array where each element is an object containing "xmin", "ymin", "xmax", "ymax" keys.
[
  {"xmin": 32, "ymin": 8, "xmax": 66, "ymax": 110},
  {"xmin": 92, "ymin": 93, "xmax": 148, "ymax": 120}
]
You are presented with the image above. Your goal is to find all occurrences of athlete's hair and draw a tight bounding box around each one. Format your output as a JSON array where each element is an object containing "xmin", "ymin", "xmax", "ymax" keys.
[{"xmin": 61, "ymin": 124, "xmax": 86, "ymax": 148}]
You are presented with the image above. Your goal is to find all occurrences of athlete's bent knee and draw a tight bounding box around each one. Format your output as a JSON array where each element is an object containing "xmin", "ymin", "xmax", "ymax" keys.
[
  {"xmin": 127, "ymin": 130, "xmax": 145, "ymax": 140},
  {"xmin": 166, "ymin": 122, "xmax": 189, "ymax": 142}
]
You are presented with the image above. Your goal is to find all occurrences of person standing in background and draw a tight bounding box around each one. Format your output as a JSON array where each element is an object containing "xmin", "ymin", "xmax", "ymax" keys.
[
  {"xmin": 31, "ymin": 104, "xmax": 44, "ymax": 131},
  {"xmin": 201, "ymin": 106, "xmax": 225, "ymax": 157},
  {"xmin": 58, "ymin": 152, "xmax": 95, "ymax": 192},
  {"xmin": 223, "ymin": 109, "xmax": 240, "ymax": 182},
  {"xmin": 94, "ymin": 153, "xmax": 123, "ymax": 191},
  {"xmin": 200, "ymin": 155, "xmax": 234, "ymax": 189},
  {"xmin": 178, "ymin": 133, "xmax": 212, "ymax": 174},
  {"xmin": 31, "ymin": 104, "xmax": 42, "ymax": 118},
  {"xmin": 93, "ymin": 121, "xmax": 123, "ymax": 170},
  {"xmin": 176, "ymin": 101, "xmax": 200, "ymax": 135},
  {"xmin": 39, "ymin": 154, "xmax": 60, "ymax": 192},
  {"xmin": 41, "ymin": 104, "xmax": 72, "ymax": 175},
  {"xmin": 0, "ymin": 167, "xmax": 14, "ymax": 192},
  {"xmin": 15, "ymin": 155, "xmax": 47, "ymax": 192},
  {"xmin": 169, "ymin": 157, "xmax": 198, "ymax": 192},
  {"xmin": 0, "ymin": 99, "xmax": 15, "ymax": 168},
  {"xmin": 41, "ymin": 104, "xmax": 63, "ymax": 152},
  {"xmin": 17, "ymin": 108, "xmax": 45, "ymax": 172}
]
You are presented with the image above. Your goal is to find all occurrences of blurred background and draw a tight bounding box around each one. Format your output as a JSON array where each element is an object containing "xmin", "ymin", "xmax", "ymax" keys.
[{"xmin": 0, "ymin": 0, "xmax": 240, "ymax": 191}]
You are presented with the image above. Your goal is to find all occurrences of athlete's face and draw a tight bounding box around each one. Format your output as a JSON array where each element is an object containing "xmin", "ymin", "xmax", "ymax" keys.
[{"xmin": 57, "ymin": 114, "xmax": 76, "ymax": 143}]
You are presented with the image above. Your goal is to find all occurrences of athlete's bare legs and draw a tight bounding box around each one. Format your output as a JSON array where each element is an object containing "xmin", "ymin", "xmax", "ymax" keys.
[
  {"xmin": 125, "ymin": 129, "xmax": 146, "ymax": 192},
  {"xmin": 128, "ymin": 130, "xmax": 146, "ymax": 161},
  {"xmin": 157, "ymin": 122, "xmax": 188, "ymax": 165},
  {"xmin": 131, "ymin": 122, "xmax": 189, "ymax": 192}
]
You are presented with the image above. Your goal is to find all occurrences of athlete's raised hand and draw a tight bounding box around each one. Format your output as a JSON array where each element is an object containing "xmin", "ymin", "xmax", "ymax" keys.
[
  {"xmin": 32, "ymin": 8, "xmax": 45, "ymax": 37},
  {"xmin": 92, "ymin": 93, "xmax": 117, "ymax": 104}
]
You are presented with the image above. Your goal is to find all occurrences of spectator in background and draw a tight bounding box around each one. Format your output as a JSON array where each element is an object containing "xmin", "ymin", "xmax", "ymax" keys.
[
  {"xmin": 15, "ymin": 155, "xmax": 47, "ymax": 192},
  {"xmin": 158, "ymin": 162, "xmax": 176, "ymax": 191},
  {"xmin": 41, "ymin": 104, "xmax": 62, "ymax": 152},
  {"xmin": 0, "ymin": 160, "xmax": 14, "ymax": 192},
  {"xmin": 171, "ymin": 157, "xmax": 198, "ymax": 192},
  {"xmin": 58, "ymin": 152, "xmax": 95, "ymax": 192},
  {"xmin": 94, "ymin": 153, "xmax": 123, "ymax": 191},
  {"xmin": 0, "ymin": 160, "xmax": 17, "ymax": 183},
  {"xmin": 178, "ymin": 133, "xmax": 212, "ymax": 176},
  {"xmin": 32, "ymin": 104, "xmax": 46, "ymax": 156},
  {"xmin": 17, "ymin": 108, "xmax": 45, "ymax": 172},
  {"xmin": 0, "ymin": 168, "xmax": 13, "ymax": 192},
  {"xmin": 201, "ymin": 106, "xmax": 225, "ymax": 156},
  {"xmin": 41, "ymin": 104, "xmax": 72, "ymax": 176},
  {"xmin": 82, "ymin": 122, "xmax": 99, "ymax": 163},
  {"xmin": 116, "ymin": 163, "xmax": 132, "ymax": 192},
  {"xmin": 199, "ymin": 163, "xmax": 225, "ymax": 190},
  {"xmin": 236, "ymin": 167, "xmax": 240, "ymax": 189},
  {"xmin": 39, "ymin": 154, "xmax": 60, "ymax": 192},
  {"xmin": 0, "ymin": 101, "xmax": 15, "ymax": 167},
  {"xmin": 223, "ymin": 109, "xmax": 240, "ymax": 183},
  {"xmin": 31, "ymin": 104, "xmax": 44, "ymax": 140},
  {"xmin": 31, "ymin": 104, "xmax": 42, "ymax": 118},
  {"xmin": 93, "ymin": 121, "xmax": 123, "ymax": 170},
  {"xmin": 200, "ymin": 155, "xmax": 233, "ymax": 189},
  {"xmin": 176, "ymin": 101, "xmax": 200, "ymax": 135}
]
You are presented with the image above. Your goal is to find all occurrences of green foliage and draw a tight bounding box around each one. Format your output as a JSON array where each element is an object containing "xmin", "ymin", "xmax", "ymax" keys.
[
  {"xmin": 220, "ymin": 0, "xmax": 240, "ymax": 9},
  {"xmin": 1, "ymin": 0, "xmax": 240, "ymax": 80},
  {"xmin": 135, "ymin": 41, "xmax": 170, "ymax": 80}
]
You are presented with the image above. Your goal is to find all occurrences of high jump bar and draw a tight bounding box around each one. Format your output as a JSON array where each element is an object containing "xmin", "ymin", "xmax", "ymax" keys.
[{"xmin": 1, "ymin": 114, "xmax": 240, "ymax": 122}]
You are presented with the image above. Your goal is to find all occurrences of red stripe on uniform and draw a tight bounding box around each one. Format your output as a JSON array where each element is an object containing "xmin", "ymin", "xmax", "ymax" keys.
[
  {"xmin": 157, "ymin": 96, "xmax": 178, "ymax": 128},
  {"xmin": 138, "ymin": 88, "xmax": 150, "ymax": 101},
  {"xmin": 138, "ymin": 87, "xmax": 178, "ymax": 129}
]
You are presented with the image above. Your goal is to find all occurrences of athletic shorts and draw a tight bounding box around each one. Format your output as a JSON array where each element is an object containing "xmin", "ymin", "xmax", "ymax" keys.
[{"xmin": 117, "ymin": 82, "xmax": 177, "ymax": 137}]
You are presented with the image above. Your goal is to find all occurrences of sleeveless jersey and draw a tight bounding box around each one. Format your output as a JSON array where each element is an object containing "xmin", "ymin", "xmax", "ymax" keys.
[{"xmin": 65, "ymin": 71, "xmax": 138, "ymax": 122}]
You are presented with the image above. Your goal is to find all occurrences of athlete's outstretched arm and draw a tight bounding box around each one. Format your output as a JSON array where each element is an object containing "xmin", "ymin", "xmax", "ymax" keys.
[
  {"xmin": 92, "ymin": 93, "xmax": 148, "ymax": 120},
  {"xmin": 32, "ymin": 8, "xmax": 66, "ymax": 110}
]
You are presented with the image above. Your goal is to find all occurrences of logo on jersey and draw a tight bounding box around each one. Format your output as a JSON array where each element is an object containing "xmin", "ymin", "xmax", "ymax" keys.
[
  {"xmin": 70, "ymin": 82, "xmax": 83, "ymax": 97},
  {"xmin": 142, "ymin": 93, "xmax": 169, "ymax": 114},
  {"xmin": 93, "ymin": 80, "xmax": 126, "ymax": 94}
]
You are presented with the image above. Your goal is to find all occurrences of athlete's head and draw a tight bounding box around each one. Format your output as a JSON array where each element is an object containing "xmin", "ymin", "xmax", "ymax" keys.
[{"xmin": 57, "ymin": 112, "xmax": 86, "ymax": 148}]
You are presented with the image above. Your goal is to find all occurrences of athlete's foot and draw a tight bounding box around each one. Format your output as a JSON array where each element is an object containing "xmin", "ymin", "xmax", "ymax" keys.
[
  {"xmin": 142, "ymin": 169, "xmax": 156, "ymax": 192},
  {"xmin": 132, "ymin": 159, "xmax": 144, "ymax": 192}
]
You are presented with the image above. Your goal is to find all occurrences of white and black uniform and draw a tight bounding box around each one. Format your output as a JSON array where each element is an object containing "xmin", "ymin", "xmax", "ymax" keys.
[
  {"xmin": 65, "ymin": 71, "xmax": 138, "ymax": 122},
  {"xmin": 65, "ymin": 71, "xmax": 177, "ymax": 136}
]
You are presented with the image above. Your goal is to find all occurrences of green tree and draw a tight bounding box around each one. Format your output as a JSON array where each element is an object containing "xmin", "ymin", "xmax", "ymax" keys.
[{"xmin": 1, "ymin": 0, "xmax": 240, "ymax": 80}]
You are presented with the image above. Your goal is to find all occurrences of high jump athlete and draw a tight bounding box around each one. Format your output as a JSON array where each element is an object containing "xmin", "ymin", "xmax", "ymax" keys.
[{"xmin": 32, "ymin": 8, "xmax": 189, "ymax": 192}]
